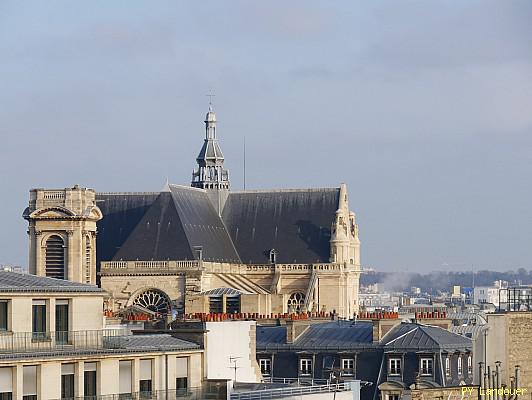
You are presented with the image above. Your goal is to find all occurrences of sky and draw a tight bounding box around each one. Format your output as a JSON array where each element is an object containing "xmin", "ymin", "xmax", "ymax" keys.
[{"xmin": 1, "ymin": 1, "xmax": 531, "ymax": 272}]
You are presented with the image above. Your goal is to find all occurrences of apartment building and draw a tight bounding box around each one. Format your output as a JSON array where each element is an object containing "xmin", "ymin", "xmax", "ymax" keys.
[{"xmin": 0, "ymin": 271, "xmax": 206, "ymax": 400}]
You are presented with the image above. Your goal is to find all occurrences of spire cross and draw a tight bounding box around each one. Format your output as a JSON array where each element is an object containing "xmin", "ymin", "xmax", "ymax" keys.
[{"xmin": 206, "ymin": 92, "xmax": 216, "ymax": 109}]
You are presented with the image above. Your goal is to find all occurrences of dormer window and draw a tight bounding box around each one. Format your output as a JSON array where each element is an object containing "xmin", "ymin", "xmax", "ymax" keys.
[
  {"xmin": 389, "ymin": 358, "xmax": 401, "ymax": 376},
  {"xmin": 269, "ymin": 249, "xmax": 278, "ymax": 264},
  {"xmin": 420, "ymin": 358, "xmax": 433, "ymax": 376}
]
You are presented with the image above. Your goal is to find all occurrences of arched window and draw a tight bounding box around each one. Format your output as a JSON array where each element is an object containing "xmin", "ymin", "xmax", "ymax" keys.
[
  {"xmin": 133, "ymin": 289, "xmax": 171, "ymax": 314},
  {"xmin": 287, "ymin": 292, "xmax": 305, "ymax": 313},
  {"xmin": 458, "ymin": 356, "xmax": 463, "ymax": 375},
  {"xmin": 85, "ymin": 236, "xmax": 91, "ymax": 284},
  {"xmin": 45, "ymin": 235, "xmax": 65, "ymax": 279},
  {"xmin": 269, "ymin": 249, "xmax": 278, "ymax": 264}
]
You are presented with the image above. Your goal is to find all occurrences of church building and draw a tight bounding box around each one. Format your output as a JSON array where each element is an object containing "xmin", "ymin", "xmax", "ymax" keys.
[{"xmin": 23, "ymin": 106, "xmax": 361, "ymax": 318}]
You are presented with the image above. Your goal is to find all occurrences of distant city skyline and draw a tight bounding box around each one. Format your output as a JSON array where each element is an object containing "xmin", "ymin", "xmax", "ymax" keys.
[{"xmin": 1, "ymin": 1, "xmax": 531, "ymax": 271}]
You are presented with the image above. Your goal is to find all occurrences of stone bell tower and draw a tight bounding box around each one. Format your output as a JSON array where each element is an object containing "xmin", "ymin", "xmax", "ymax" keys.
[
  {"xmin": 23, "ymin": 185, "xmax": 102, "ymax": 284},
  {"xmin": 330, "ymin": 183, "xmax": 361, "ymax": 316}
]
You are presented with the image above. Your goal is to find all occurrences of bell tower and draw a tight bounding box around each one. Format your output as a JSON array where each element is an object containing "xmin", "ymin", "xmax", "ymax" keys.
[
  {"xmin": 330, "ymin": 183, "xmax": 361, "ymax": 316},
  {"xmin": 191, "ymin": 105, "xmax": 230, "ymax": 214},
  {"xmin": 23, "ymin": 185, "xmax": 102, "ymax": 284}
]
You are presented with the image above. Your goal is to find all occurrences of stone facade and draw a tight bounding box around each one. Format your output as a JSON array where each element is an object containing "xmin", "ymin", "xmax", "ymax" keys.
[
  {"xmin": 99, "ymin": 259, "xmax": 361, "ymax": 317},
  {"xmin": 23, "ymin": 186, "xmax": 102, "ymax": 285},
  {"xmin": 484, "ymin": 312, "xmax": 532, "ymax": 393}
]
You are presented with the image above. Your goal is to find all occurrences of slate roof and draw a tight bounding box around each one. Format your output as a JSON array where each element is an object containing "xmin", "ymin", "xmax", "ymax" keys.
[
  {"xmin": 222, "ymin": 188, "xmax": 339, "ymax": 264},
  {"xmin": 256, "ymin": 321, "xmax": 374, "ymax": 351},
  {"xmin": 450, "ymin": 325, "xmax": 486, "ymax": 339},
  {"xmin": 108, "ymin": 334, "xmax": 200, "ymax": 351},
  {"xmin": 0, "ymin": 271, "xmax": 104, "ymax": 293},
  {"xmin": 198, "ymin": 287, "xmax": 250, "ymax": 296},
  {"xmin": 96, "ymin": 186, "xmax": 340, "ymax": 265},
  {"xmin": 96, "ymin": 192, "xmax": 160, "ymax": 264},
  {"xmin": 382, "ymin": 323, "xmax": 472, "ymax": 352}
]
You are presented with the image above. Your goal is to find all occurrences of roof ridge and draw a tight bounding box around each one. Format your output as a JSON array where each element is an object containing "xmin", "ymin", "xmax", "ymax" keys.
[
  {"xmin": 97, "ymin": 192, "xmax": 161, "ymax": 196},
  {"xmin": 230, "ymin": 187, "xmax": 340, "ymax": 194}
]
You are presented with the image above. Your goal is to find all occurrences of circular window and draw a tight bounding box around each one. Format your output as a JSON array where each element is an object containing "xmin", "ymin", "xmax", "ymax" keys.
[{"xmin": 133, "ymin": 289, "xmax": 171, "ymax": 314}]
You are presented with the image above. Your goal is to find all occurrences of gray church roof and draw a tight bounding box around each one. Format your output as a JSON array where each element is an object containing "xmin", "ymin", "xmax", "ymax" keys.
[
  {"xmin": 222, "ymin": 189, "xmax": 339, "ymax": 264},
  {"xmin": 0, "ymin": 271, "xmax": 104, "ymax": 293},
  {"xmin": 96, "ymin": 186, "xmax": 340, "ymax": 265},
  {"xmin": 382, "ymin": 323, "xmax": 472, "ymax": 352}
]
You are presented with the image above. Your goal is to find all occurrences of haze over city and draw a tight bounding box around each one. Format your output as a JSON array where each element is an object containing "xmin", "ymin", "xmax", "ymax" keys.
[{"xmin": 1, "ymin": 1, "xmax": 531, "ymax": 272}]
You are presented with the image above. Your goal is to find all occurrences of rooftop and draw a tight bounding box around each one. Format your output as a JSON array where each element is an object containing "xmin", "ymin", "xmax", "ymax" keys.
[
  {"xmin": 382, "ymin": 323, "xmax": 472, "ymax": 351},
  {"xmin": 257, "ymin": 321, "xmax": 374, "ymax": 351},
  {"xmin": 0, "ymin": 271, "xmax": 104, "ymax": 293}
]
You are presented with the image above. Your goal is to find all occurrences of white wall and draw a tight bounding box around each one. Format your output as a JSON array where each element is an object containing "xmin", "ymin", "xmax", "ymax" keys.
[{"xmin": 205, "ymin": 321, "xmax": 260, "ymax": 383}]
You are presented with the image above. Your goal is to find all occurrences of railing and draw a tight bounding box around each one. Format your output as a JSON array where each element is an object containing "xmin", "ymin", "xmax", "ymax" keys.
[
  {"xmin": 0, "ymin": 329, "xmax": 128, "ymax": 355},
  {"xmin": 101, "ymin": 261, "xmax": 201, "ymax": 272},
  {"xmin": 101, "ymin": 260, "xmax": 345, "ymax": 275},
  {"xmin": 231, "ymin": 382, "xmax": 351, "ymax": 399},
  {"xmin": 50, "ymin": 388, "xmax": 219, "ymax": 400},
  {"xmin": 42, "ymin": 191, "xmax": 66, "ymax": 199}
]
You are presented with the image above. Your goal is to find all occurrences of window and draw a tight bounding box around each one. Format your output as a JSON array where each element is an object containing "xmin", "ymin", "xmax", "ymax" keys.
[
  {"xmin": 0, "ymin": 368, "xmax": 13, "ymax": 400},
  {"xmin": 458, "ymin": 356, "xmax": 463, "ymax": 375},
  {"xmin": 55, "ymin": 300, "xmax": 69, "ymax": 344},
  {"xmin": 445, "ymin": 357, "xmax": 450, "ymax": 376},
  {"xmin": 176, "ymin": 357, "xmax": 188, "ymax": 394},
  {"xmin": 176, "ymin": 378, "xmax": 188, "ymax": 394},
  {"xmin": 467, "ymin": 355, "xmax": 472, "ymax": 375},
  {"xmin": 45, "ymin": 235, "xmax": 65, "ymax": 279},
  {"xmin": 119, "ymin": 360, "xmax": 132, "ymax": 398},
  {"xmin": 226, "ymin": 296, "xmax": 241, "ymax": 314},
  {"xmin": 288, "ymin": 292, "xmax": 305, "ymax": 313},
  {"xmin": 269, "ymin": 249, "xmax": 278, "ymax": 264},
  {"xmin": 61, "ymin": 364, "xmax": 74, "ymax": 400},
  {"xmin": 84, "ymin": 363, "xmax": 97, "ymax": 400},
  {"xmin": 389, "ymin": 358, "xmax": 401, "ymax": 376},
  {"xmin": 300, "ymin": 359, "xmax": 312, "ymax": 376},
  {"xmin": 386, "ymin": 394, "xmax": 400, "ymax": 400},
  {"xmin": 259, "ymin": 359, "xmax": 272, "ymax": 376},
  {"xmin": 23, "ymin": 366, "xmax": 37, "ymax": 400},
  {"xmin": 32, "ymin": 300, "xmax": 47, "ymax": 339},
  {"xmin": 341, "ymin": 359, "xmax": 355, "ymax": 376},
  {"xmin": 420, "ymin": 358, "xmax": 433, "ymax": 376},
  {"xmin": 0, "ymin": 302, "xmax": 7, "ymax": 331},
  {"xmin": 139, "ymin": 359, "xmax": 152, "ymax": 398}
]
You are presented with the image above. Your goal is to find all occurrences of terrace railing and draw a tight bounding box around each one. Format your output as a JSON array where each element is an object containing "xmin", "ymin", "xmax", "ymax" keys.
[{"xmin": 0, "ymin": 329, "xmax": 128, "ymax": 355}]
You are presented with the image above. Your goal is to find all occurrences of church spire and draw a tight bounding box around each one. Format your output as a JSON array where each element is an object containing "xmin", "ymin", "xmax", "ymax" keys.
[{"xmin": 191, "ymin": 106, "xmax": 230, "ymax": 191}]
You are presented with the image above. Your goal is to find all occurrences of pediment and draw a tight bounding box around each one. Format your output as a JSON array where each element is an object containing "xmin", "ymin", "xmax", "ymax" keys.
[{"xmin": 29, "ymin": 206, "xmax": 76, "ymax": 219}]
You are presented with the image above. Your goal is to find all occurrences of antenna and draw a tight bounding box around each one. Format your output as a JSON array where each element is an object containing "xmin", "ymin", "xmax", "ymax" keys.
[
  {"xmin": 243, "ymin": 136, "xmax": 246, "ymax": 190},
  {"xmin": 229, "ymin": 356, "xmax": 242, "ymax": 382}
]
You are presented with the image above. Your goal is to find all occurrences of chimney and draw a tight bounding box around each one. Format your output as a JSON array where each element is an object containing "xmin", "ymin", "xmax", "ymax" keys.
[{"xmin": 286, "ymin": 320, "xmax": 310, "ymax": 344}]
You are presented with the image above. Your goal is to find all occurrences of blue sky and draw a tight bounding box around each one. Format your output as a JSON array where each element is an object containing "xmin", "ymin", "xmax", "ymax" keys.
[{"xmin": 1, "ymin": 1, "xmax": 531, "ymax": 271}]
